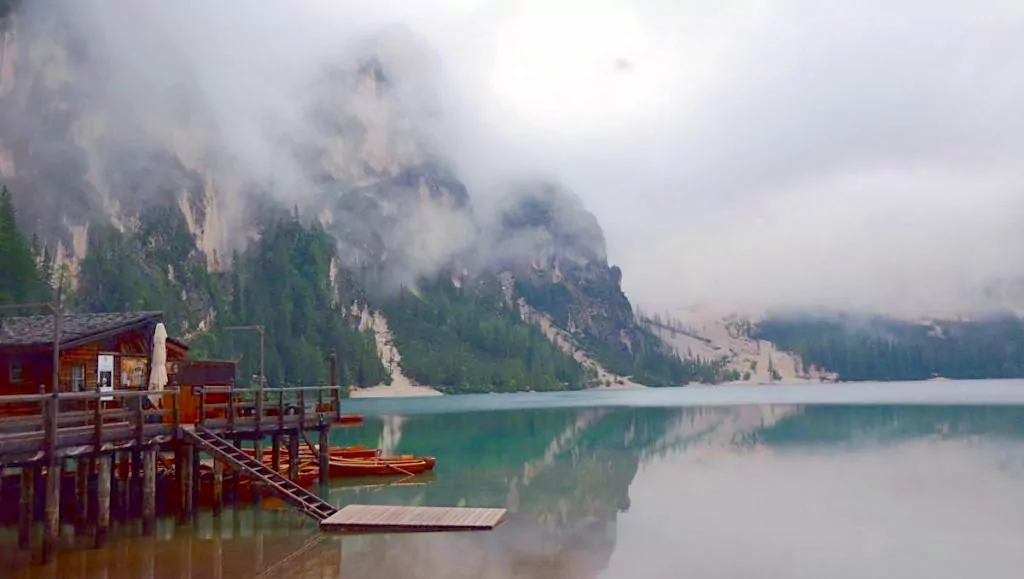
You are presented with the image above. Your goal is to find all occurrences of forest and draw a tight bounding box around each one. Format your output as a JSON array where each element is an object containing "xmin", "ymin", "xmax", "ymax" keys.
[
  {"xmin": 379, "ymin": 277, "xmax": 589, "ymax": 393},
  {"xmin": 755, "ymin": 315, "xmax": 1024, "ymax": 381}
]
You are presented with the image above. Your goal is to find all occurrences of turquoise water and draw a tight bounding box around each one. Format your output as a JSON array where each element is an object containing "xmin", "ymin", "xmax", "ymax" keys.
[{"xmin": 10, "ymin": 380, "xmax": 1024, "ymax": 578}]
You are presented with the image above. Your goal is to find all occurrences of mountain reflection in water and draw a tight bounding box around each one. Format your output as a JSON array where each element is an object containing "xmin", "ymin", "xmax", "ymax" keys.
[{"xmin": 8, "ymin": 389, "xmax": 1024, "ymax": 578}]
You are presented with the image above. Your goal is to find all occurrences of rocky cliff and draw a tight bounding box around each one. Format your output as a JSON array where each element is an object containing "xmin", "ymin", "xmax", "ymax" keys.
[{"xmin": 0, "ymin": 3, "xmax": 689, "ymax": 390}]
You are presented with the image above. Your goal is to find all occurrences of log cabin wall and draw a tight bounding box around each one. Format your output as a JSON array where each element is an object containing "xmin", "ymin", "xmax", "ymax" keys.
[{"xmin": 0, "ymin": 312, "xmax": 194, "ymax": 417}]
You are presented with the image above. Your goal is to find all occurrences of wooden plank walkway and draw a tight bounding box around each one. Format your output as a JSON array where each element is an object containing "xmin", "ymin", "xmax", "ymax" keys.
[{"xmin": 320, "ymin": 504, "xmax": 507, "ymax": 533}]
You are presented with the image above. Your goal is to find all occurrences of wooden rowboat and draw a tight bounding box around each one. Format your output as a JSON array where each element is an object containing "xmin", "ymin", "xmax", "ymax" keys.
[{"xmin": 328, "ymin": 455, "xmax": 436, "ymax": 478}]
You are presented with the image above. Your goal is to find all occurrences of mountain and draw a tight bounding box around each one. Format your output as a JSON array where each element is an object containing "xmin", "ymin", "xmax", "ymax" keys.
[{"xmin": 0, "ymin": 4, "xmax": 727, "ymax": 392}]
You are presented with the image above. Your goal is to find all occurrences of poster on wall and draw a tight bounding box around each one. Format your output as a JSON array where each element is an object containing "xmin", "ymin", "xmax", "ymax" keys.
[
  {"xmin": 121, "ymin": 357, "xmax": 148, "ymax": 389},
  {"xmin": 97, "ymin": 354, "xmax": 114, "ymax": 401}
]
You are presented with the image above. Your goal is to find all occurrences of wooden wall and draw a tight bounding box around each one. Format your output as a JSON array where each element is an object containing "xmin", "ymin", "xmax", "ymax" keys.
[
  {"xmin": 0, "ymin": 351, "xmax": 51, "ymax": 395},
  {"xmin": 0, "ymin": 325, "xmax": 189, "ymax": 404}
]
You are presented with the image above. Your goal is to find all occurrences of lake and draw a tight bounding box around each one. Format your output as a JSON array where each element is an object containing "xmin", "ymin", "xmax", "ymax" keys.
[{"xmin": 8, "ymin": 380, "xmax": 1024, "ymax": 578}]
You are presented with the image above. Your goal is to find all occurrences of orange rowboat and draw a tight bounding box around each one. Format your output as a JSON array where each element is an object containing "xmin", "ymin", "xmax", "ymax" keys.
[{"xmin": 328, "ymin": 455, "xmax": 436, "ymax": 478}]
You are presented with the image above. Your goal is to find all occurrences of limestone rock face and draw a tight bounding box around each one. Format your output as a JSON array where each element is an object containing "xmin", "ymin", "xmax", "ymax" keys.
[{"xmin": 0, "ymin": 3, "xmax": 677, "ymax": 386}]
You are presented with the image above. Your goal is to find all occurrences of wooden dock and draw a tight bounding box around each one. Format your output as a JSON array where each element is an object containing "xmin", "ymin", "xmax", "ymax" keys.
[{"xmin": 320, "ymin": 504, "xmax": 507, "ymax": 533}]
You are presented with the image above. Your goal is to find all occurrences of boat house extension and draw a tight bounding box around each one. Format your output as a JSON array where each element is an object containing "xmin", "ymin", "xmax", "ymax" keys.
[{"xmin": 0, "ymin": 311, "xmax": 234, "ymax": 414}]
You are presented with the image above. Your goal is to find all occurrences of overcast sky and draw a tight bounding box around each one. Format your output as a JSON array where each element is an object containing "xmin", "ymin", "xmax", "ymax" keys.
[{"xmin": 42, "ymin": 0, "xmax": 1024, "ymax": 316}]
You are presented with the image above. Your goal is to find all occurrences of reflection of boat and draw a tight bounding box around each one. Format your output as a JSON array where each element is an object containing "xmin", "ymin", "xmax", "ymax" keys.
[
  {"xmin": 336, "ymin": 414, "xmax": 364, "ymax": 426},
  {"xmin": 331, "ymin": 470, "xmax": 437, "ymax": 490},
  {"xmin": 328, "ymin": 455, "xmax": 436, "ymax": 478}
]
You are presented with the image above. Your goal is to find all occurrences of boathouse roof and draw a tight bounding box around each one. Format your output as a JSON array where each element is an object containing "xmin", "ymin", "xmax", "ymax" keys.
[{"xmin": 0, "ymin": 311, "xmax": 168, "ymax": 349}]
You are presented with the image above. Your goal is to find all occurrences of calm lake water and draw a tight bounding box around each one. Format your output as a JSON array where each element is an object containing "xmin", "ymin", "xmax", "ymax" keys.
[{"xmin": 8, "ymin": 379, "xmax": 1024, "ymax": 578}]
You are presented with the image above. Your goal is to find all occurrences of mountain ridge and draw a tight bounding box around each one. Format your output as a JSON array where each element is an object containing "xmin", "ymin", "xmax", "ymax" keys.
[{"xmin": 0, "ymin": 5, "xmax": 721, "ymax": 392}]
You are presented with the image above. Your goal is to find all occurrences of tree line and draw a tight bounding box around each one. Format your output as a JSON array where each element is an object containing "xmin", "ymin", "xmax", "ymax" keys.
[{"xmin": 755, "ymin": 315, "xmax": 1024, "ymax": 381}]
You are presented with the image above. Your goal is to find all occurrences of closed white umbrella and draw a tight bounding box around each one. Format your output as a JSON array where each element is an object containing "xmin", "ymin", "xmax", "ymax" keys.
[{"xmin": 148, "ymin": 322, "xmax": 168, "ymax": 406}]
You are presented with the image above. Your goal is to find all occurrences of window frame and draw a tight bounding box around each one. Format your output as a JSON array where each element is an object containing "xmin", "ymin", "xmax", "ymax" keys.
[{"xmin": 9, "ymin": 359, "xmax": 22, "ymax": 384}]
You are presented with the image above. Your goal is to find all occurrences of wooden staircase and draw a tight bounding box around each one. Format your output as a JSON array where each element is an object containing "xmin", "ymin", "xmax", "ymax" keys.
[{"xmin": 181, "ymin": 425, "xmax": 338, "ymax": 522}]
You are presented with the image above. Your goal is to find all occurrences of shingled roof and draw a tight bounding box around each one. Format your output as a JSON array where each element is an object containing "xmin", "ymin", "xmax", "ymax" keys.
[{"xmin": 0, "ymin": 312, "xmax": 164, "ymax": 349}]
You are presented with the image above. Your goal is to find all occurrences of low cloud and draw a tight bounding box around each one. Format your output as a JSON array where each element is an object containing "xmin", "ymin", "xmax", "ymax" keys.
[{"xmin": 5, "ymin": 0, "xmax": 1024, "ymax": 315}]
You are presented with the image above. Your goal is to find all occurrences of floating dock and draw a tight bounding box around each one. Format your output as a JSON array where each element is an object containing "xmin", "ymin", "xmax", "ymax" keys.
[{"xmin": 320, "ymin": 504, "xmax": 508, "ymax": 533}]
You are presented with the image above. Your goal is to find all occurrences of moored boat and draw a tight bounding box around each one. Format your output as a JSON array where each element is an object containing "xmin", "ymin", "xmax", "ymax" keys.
[{"xmin": 328, "ymin": 455, "xmax": 435, "ymax": 478}]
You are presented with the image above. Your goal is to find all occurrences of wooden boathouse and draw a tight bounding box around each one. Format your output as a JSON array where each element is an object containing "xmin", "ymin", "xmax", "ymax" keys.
[
  {"xmin": 0, "ymin": 309, "xmax": 347, "ymax": 564},
  {"xmin": 0, "ymin": 307, "xmax": 506, "ymax": 566}
]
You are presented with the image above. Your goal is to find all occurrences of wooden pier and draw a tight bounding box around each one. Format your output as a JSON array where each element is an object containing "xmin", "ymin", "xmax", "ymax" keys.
[
  {"xmin": 0, "ymin": 382, "xmax": 346, "ymax": 563},
  {"xmin": 320, "ymin": 504, "xmax": 508, "ymax": 533},
  {"xmin": 0, "ymin": 307, "xmax": 505, "ymax": 569}
]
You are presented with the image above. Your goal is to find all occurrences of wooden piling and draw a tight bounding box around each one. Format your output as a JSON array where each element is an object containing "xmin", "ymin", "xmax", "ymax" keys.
[
  {"xmin": 115, "ymin": 452, "xmax": 130, "ymax": 521},
  {"xmin": 95, "ymin": 454, "xmax": 111, "ymax": 549},
  {"xmin": 212, "ymin": 458, "xmax": 223, "ymax": 516},
  {"xmin": 42, "ymin": 460, "xmax": 62, "ymax": 563},
  {"xmin": 318, "ymin": 427, "xmax": 330, "ymax": 485},
  {"xmin": 287, "ymin": 434, "xmax": 299, "ymax": 480},
  {"xmin": 19, "ymin": 465, "xmax": 35, "ymax": 549},
  {"xmin": 190, "ymin": 446, "xmax": 200, "ymax": 517},
  {"xmin": 142, "ymin": 448, "xmax": 156, "ymax": 535},
  {"xmin": 177, "ymin": 446, "xmax": 193, "ymax": 523},
  {"xmin": 75, "ymin": 459, "xmax": 90, "ymax": 530},
  {"xmin": 271, "ymin": 436, "xmax": 281, "ymax": 472},
  {"xmin": 253, "ymin": 439, "xmax": 263, "ymax": 504},
  {"xmin": 132, "ymin": 449, "xmax": 143, "ymax": 516}
]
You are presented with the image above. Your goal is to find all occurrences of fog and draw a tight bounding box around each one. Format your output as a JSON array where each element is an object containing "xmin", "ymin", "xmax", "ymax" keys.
[{"xmin": 10, "ymin": 0, "xmax": 1024, "ymax": 316}]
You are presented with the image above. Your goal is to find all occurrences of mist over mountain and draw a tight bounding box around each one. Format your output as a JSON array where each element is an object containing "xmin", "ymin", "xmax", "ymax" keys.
[{"xmin": 1, "ymin": 1, "xmax": 1022, "ymax": 388}]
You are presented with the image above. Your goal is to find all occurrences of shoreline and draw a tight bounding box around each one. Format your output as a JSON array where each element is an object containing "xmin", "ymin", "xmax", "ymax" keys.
[{"xmin": 349, "ymin": 383, "xmax": 444, "ymax": 398}]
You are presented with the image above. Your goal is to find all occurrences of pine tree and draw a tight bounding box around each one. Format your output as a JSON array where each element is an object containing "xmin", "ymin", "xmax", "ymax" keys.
[{"xmin": 0, "ymin": 185, "xmax": 46, "ymax": 306}]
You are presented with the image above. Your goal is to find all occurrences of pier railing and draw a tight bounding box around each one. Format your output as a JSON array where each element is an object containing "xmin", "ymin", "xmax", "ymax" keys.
[
  {"xmin": 195, "ymin": 384, "xmax": 344, "ymax": 432},
  {"xmin": 0, "ymin": 384, "xmax": 347, "ymax": 464},
  {"xmin": 0, "ymin": 388, "xmax": 178, "ymax": 463}
]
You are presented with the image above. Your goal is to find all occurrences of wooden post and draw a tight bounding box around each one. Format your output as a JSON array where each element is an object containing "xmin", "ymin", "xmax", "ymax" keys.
[
  {"xmin": 317, "ymin": 388, "xmax": 324, "ymax": 422},
  {"xmin": 190, "ymin": 446, "xmax": 200, "ymax": 519},
  {"xmin": 19, "ymin": 465, "xmax": 34, "ymax": 549},
  {"xmin": 198, "ymin": 387, "xmax": 206, "ymax": 428},
  {"xmin": 94, "ymin": 385, "xmax": 103, "ymax": 451},
  {"xmin": 227, "ymin": 385, "xmax": 235, "ymax": 433},
  {"xmin": 288, "ymin": 434, "xmax": 299, "ymax": 480},
  {"xmin": 277, "ymin": 389, "xmax": 284, "ymax": 431},
  {"xmin": 252, "ymin": 439, "xmax": 263, "ymax": 505},
  {"xmin": 271, "ymin": 436, "xmax": 281, "ymax": 472},
  {"xmin": 329, "ymin": 354, "xmax": 341, "ymax": 422},
  {"xmin": 318, "ymin": 426, "xmax": 330, "ymax": 485},
  {"xmin": 212, "ymin": 458, "xmax": 223, "ymax": 516},
  {"xmin": 42, "ymin": 459, "xmax": 62, "ymax": 563},
  {"xmin": 76, "ymin": 458, "xmax": 90, "ymax": 531},
  {"xmin": 333, "ymin": 385, "xmax": 341, "ymax": 423},
  {"xmin": 142, "ymin": 448, "xmax": 156, "ymax": 535},
  {"xmin": 171, "ymin": 386, "xmax": 180, "ymax": 432},
  {"xmin": 95, "ymin": 454, "xmax": 111, "ymax": 549},
  {"xmin": 116, "ymin": 452, "xmax": 130, "ymax": 521},
  {"xmin": 177, "ymin": 446, "xmax": 192, "ymax": 524},
  {"xmin": 131, "ymin": 449, "xmax": 143, "ymax": 518},
  {"xmin": 255, "ymin": 386, "xmax": 264, "ymax": 431},
  {"xmin": 133, "ymin": 394, "xmax": 145, "ymax": 514}
]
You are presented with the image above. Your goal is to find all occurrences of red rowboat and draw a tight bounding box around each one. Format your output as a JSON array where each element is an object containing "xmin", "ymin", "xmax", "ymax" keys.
[{"xmin": 328, "ymin": 455, "xmax": 436, "ymax": 478}]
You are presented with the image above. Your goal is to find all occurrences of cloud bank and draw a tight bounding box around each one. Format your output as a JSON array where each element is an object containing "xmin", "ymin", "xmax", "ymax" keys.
[{"xmin": 10, "ymin": 0, "xmax": 1024, "ymax": 316}]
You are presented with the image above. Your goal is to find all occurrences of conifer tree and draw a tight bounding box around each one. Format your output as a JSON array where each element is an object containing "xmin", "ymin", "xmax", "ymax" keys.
[{"xmin": 0, "ymin": 185, "xmax": 46, "ymax": 305}]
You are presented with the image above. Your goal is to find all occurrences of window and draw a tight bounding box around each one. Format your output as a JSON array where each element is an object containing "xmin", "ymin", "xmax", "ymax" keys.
[
  {"xmin": 71, "ymin": 364, "xmax": 86, "ymax": 391},
  {"xmin": 9, "ymin": 359, "xmax": 22, "ymax": 383}
]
